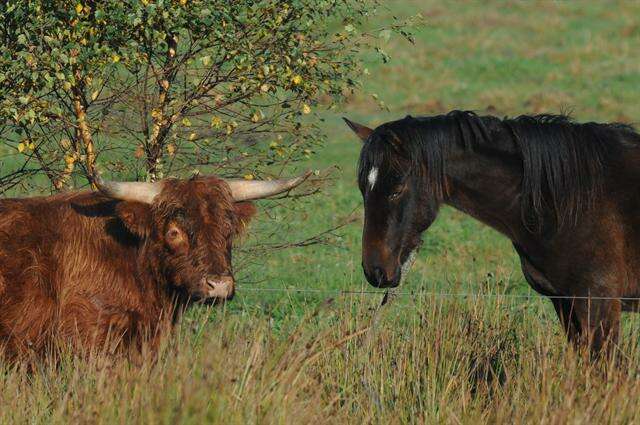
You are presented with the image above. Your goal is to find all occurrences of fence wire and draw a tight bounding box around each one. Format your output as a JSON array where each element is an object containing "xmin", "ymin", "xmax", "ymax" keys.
[{"xmin": 240, "ymin": 286, "xmax": 640, "ymax": 302}]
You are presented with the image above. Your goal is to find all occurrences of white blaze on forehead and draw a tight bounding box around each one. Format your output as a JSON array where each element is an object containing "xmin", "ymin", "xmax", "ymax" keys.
[{"xmin": 367, "ymin": 167, "xmax": 379, "ymax": 190}]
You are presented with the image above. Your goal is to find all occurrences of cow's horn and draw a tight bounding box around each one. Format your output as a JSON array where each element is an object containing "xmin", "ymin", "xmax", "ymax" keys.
[
  {"xmin": 93, "ymin": 171, "xmax": 163, "ymax": 204},
  {"xmin": 225, "ymin": 171, "xmax": 312, "ymax": 202}
]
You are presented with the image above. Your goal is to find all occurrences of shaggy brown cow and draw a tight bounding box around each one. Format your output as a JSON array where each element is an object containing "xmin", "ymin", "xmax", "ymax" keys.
[{"xmin": 0, "ymin": 172, "xmax": 309, "ymax": 360}]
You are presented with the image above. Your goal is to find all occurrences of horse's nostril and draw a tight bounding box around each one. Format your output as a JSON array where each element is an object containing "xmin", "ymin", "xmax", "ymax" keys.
[
  {"xmin": 374, "ymin": 267, "xmax": 386, "ymax": 286},
  {"xmin": 363, "ymin": 264, "xmax": 393, "ymax": 288}
]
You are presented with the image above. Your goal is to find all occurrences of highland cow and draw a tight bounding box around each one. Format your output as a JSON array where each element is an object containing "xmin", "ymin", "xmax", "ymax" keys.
[{"xmin": 0, "ymin": 172, "xmax": 309, "ymax": 360}]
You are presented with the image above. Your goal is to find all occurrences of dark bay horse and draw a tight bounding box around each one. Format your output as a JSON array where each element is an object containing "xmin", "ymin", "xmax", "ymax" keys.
[{"xmin": 344, "ymin": 111, "xmax": 640, "ymax": 354}]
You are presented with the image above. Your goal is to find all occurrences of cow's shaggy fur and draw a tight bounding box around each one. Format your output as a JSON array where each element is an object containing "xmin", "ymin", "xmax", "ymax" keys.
[{"xmin": 0, "ymin": 177, "xmax": 255, "ymax": 360}]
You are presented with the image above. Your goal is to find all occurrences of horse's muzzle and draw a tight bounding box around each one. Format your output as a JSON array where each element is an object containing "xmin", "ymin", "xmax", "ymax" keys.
[{"xmin": 363, "ymin": 264, "xmax": 400, "ymax": 288}]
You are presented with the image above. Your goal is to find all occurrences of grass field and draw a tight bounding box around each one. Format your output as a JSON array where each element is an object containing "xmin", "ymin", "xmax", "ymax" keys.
[{"xmin": 3, "ymin": 1, "xmax": 640, "ymax": 423}]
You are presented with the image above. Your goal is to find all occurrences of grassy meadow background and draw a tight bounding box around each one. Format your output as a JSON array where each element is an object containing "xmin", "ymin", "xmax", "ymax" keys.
[{"xmin": 3, "ymin": 1, "xmax": 640, "ymax": 423}]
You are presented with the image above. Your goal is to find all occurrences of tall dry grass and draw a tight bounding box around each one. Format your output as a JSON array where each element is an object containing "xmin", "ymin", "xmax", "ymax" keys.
[{"xmin": 3, "ymin": 296, "xmax": 640, "ymax": 424}]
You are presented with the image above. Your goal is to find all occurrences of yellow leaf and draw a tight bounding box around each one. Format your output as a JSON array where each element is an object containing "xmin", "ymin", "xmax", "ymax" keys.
[
  {"xmin": 260, "ymin": 84, "xmax": 270, "ymax": 93},
  {"xmin": 179, "ymin": 0, "xmax": 187, "ymax": 5},
  {"xmin": 75, "ymin": 3, "xmax": 83, "ymax": 13},
  {"xmin": 243, "ymin": 174, "xmax": 254, "ymax": 180},
  {"xmin": 251, "ymin": 111, "xmax": 261, "ymax": 123},
  {"xmin": 141, "ymin": 0, "xmax": 149, "ymax": 5},
  {"xmin": 210, "ymin": 116, "xmax": 222, "ymax": 128},
  {"xmin": 167, "ymin": 144, "xmax": 176, "ymax": 155},
  {"xmin": 64, "ymin": 154, "xmax": 75, "ymax": 165},
  {"xmin": 28, "ymin": 142, "xmax": 35, "ymax": 150},
  {"xmin": 189, "ymin": 132, "xmax": 197, "ymax": 141},
  {"xmin": 60, "ymin": 138, "xmax": 71, "ymax": 149},
  {"xmin": 182, "ymin": 117, "xmax": 191, "ymax": 127},
  {"xmin": 291, "ymin": 75, "xmax": 302, "ymax": 85},
  {"xmin": 226, "ymin": 121, "xmax": 238, "ymax": 135},
  {"xmin": 301, "ymin": 103, "xmax": 311, "ymax": 114},
  {"xmin": 17, "ymin": 142, "xmax": 25, "ymax": 153},
  {"xmin": 91, "ymin": 90, "xmax": 99, "ymax": 101},
  {"xmin": 112, "ymin": 54, "xmax": 120, "ymax": 63}
]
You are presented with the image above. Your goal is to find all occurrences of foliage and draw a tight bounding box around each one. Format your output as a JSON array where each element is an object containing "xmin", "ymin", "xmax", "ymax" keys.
[{"xmin": 0, "ymin": 0, "xmax": 416, "ymax": 192}]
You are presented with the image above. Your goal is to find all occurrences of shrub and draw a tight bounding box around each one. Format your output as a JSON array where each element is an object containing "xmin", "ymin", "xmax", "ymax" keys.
[{"xmin": 0, "ymin": 0, "xmax": 417, "ymax": 192}]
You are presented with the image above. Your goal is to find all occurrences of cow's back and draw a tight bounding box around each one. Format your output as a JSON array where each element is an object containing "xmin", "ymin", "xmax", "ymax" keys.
[{"xmin": 0, "ymin": 192, "xmax": 163, "ymax": 358}]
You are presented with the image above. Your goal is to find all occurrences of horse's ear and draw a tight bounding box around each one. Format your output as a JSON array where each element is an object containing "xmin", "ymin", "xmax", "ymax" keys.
[{"xmin": 343, "ymin": 117, "xmax": 373, "ymax": 142}]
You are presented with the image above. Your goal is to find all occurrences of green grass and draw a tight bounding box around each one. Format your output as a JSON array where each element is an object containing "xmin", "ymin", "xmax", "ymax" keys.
[{"xmin": 3, "ymin": 0, "xmax": 640, "ymax": 423}]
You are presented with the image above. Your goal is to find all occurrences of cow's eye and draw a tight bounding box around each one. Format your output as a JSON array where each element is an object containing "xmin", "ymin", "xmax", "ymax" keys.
[{"xmin": 166, "ymin": 228, "xmax": 181, "ymax": 240}]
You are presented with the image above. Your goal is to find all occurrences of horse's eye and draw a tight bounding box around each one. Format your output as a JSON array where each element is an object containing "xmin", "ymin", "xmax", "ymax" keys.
[{"xmin": 389, "ymin": 191, "xmax": 402, "ymax": 201}]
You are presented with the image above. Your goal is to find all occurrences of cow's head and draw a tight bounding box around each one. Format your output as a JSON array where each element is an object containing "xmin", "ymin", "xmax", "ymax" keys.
[{"xmin": 95, "ymin": 172, "xmax": 310, "ymax": 303}]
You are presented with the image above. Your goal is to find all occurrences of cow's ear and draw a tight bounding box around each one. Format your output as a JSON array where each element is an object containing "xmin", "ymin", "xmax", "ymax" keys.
[
  {"xmin": 233, "ymin": 202, "xmax": 256, "ymax": 236},
  {"xmin": 116, "ymin": 202, "xmax": 152, "ymax": 238}
]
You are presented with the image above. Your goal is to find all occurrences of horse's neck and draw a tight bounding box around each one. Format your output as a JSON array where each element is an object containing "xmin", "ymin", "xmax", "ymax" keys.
[{"xmin": 445, "ymin": 151, "xmax": 528, "ymax": 241}]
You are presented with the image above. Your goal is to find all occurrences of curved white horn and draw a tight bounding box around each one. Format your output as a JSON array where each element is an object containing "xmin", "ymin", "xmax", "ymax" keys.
[
  {"xmin": 225, "ymin": 171, "xmax": 312, "ymax": 202},
  {"xmin": 94, "ymin": 171, "xmax": 163, "ymax": 204}
]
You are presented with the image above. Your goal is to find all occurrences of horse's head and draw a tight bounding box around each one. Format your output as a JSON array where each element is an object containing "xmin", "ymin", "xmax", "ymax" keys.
[{"xmin": 345, "ymin": 117, "xmax": 442, "ymax": 288}]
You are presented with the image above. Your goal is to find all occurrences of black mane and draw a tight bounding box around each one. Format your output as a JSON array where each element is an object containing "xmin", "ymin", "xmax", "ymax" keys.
[{"xmin": 358, "ymin": 110, "xmax": 640, "ymax": 233}]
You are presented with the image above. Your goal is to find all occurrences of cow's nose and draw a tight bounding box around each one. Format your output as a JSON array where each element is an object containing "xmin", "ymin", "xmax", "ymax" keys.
[{"xmin": 205, "ymin": 275, "xmax": 235, "ymax": 300}]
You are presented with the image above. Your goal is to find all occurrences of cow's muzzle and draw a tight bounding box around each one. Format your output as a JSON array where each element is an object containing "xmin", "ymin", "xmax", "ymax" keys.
[{"xmin": 201, "ymin": 275, "xmax": 235, "ymax": 301}]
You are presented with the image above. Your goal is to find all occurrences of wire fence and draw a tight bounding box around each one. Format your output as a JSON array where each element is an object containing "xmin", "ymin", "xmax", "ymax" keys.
[{"xmin": 240, "ymin": 286, "xmax": 640, "ymax": 302}]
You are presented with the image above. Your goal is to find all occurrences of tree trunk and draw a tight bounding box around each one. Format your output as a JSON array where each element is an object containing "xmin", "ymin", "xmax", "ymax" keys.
[
  {"xmin": 73, "ymin": 90, "xmax": 96, "ymax": 188},
  {"xmin": 145, "ymin": 34, "xmax": 178, "ymax": 182}
]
